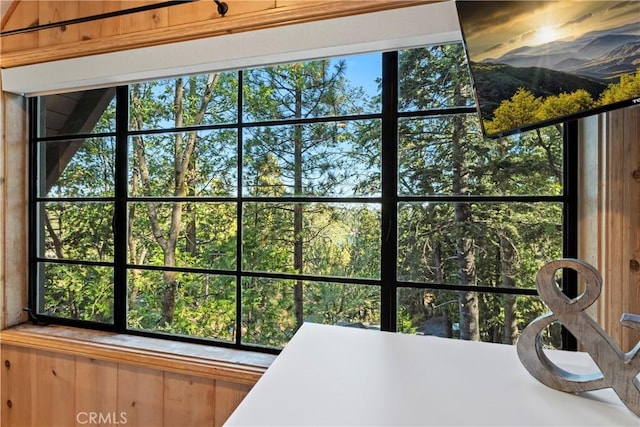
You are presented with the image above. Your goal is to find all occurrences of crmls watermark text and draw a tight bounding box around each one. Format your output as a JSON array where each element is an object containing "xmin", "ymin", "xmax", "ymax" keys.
[{"xmin": 76, "ymin": 412, "xmax": 128, "ymax": 425}]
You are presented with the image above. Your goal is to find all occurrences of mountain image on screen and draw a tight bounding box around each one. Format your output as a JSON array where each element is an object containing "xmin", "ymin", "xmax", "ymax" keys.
[{"xmin": 456, "ymin": 0, "xmax": 640, "ymax": 138}]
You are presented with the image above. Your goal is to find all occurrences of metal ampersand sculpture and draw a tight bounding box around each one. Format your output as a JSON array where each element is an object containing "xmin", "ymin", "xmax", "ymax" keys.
[{"xmin": 516, "ymin": 258, "xmax": 640, "ymax": 417}]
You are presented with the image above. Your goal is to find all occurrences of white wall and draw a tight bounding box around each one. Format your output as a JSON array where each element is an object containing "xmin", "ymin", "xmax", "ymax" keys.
[{"xmin": 1, "ymin": 1, "xmax": 461, "ymax": 96}]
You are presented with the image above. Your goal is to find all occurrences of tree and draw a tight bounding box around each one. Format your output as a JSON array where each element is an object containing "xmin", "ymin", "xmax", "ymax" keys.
[
  {"xmin": 397, "ymin": 45, "xmax": 565, "ymax": 345},
  {"xmin": 127, "ymin": 73, "xmax": 240, "ymax": 338},
  {"xmin": 39, "ymin": 44, "xmax": 569, "ymax": 349},
  {"xmin": 242, "ymin": 60, "xmax": 375, "ymax": 332},
  {"xmin": 41, "ymin": 93, "xmax": 117, "ymax": 322},
  {"xmin": 398, "ymin": 44, "xmax": 481, "ymax": 340}
]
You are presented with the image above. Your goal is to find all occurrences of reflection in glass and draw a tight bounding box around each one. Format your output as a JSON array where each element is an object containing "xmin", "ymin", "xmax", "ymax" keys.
[{"xmin": 38, "ymin": 88, "xmax": 116, "ymax": 137}]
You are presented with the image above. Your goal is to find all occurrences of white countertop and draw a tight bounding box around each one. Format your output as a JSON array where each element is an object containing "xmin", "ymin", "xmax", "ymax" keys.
[{"xmin": 225, "ymin": 322, "xmax": 638, "ymax": 426}]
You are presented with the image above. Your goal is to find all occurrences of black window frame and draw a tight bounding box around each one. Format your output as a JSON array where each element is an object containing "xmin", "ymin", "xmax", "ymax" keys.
[{"xmin": 28, "ymin": 48, "xmax": 578, "ymax": 354}]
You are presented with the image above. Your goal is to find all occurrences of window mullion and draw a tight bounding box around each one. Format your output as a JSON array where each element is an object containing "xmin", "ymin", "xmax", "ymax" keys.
[
  {"xmin": 380, "ymin": 51, "xmax": 399, "ymax": 332},
  {"xmin": 561, "ymin": 119, "xmax": 579, "ymax": 350},
  {"xmin": 236, "ymin": 70, "xmax": 244, "ymax": 347},
  {"xmin": 113, "ymin": 86, "xmax": 130, "ymax": 331}
]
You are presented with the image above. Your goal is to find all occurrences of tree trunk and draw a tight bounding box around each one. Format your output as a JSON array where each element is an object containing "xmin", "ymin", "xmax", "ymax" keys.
[
  {"xmin": 451, "ymin": 114, "xmax": 479, "ymax": 341},
  {"xmin": 293, "ymin": 118, "xmax": 304, "ymax": 329},
  {"xmin": 289, "ymin": 78, "xmax": 305, "ymax": 329},
  {"xmin": 159, "ymin": 75, "xmax": 218, "ymax": 324},
  {"xmin": 500, "ymin": 231, "xmax": 518, "ymax": 344}
]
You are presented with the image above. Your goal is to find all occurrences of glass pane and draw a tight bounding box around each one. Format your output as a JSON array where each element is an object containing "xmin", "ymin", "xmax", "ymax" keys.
[
  {"xmin": 38, "ymin": 262, "xmax": 114, "ymax": 323},
  {"xmin": 38, "ymin": 88, "xmax": 116, "ymax": 137},
  {"xmin": 243, "ymin": 53, "xmax": 381, "ymax": 123},
  {"xmin": 398, "ymin": 44, "xmax": 475, "ymax": 111},
  {"xmin": 243, "ymin": 120, "xmax": 381, "ymax": 197},
  {"xmin": 397, "ymin": 288, "xmax": 562, "ymax": 348},
  {"xmin": 128, "ymin": 130, "xmax": 238, "ymax": 197},
  {"xmin": 242, "ymin": 202, "xmax": 381, "ymax": 279},
  {"xmin": 242, "ymin": 278, "xmax": 380, "ymax": 348},
  {"xmin": 37, "ymin": 137, "xmax": 116, "ymax": 198},
  {"xmin": 38, "ymin": 202, "xmax": 114, "ymax": 262},
  {"xmin": 128, "ymin": 73, "xmax": 238, "ymax": 130},
  {"xmin": 128, "ymin": 270, "xmax": 236, "ymax": 342},
  {"xmin": 397, "ymin": 202, "xmax": 563, "ymax": 288},
  {"xmin": 128, "ymin": 202, "xmax": 236, "ymax": 270},
  {"xmin": 398, "ymin": 116, "xmax": 563, "ymax": 196}
]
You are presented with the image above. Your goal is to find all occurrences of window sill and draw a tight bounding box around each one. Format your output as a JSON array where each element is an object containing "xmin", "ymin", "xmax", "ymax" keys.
[{"xmin": 0, "ymin": 324, "xmax": 275, "ymax": 385}]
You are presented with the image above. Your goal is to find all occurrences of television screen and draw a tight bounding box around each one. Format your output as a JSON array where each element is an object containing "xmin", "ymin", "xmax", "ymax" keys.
[{"xmin": 455, "ymin": 0, "xmax": 640, "ymax": 138}]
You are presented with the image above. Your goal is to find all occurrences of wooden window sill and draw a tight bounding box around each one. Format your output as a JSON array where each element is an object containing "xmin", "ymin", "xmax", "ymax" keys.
[{"xmin": 0, "ymin": 324, "xmax": 275, "ymax": 385}]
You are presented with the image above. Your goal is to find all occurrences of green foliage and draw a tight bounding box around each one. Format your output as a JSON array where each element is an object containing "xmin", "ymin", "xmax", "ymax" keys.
[
  {"xmin": 397, "ymin": 44, "xmax": 565, "ymax": 345},
  {"xmin": 39, "ymin": 44, "xmax": 570, "ymax": 349},
  {"xmin": 128, "ymin": 270, "xmax": 236, "ymax": 341},
  {"xmin": 43, "ymin": 264, "xmax": 113, "ymax": 323}
]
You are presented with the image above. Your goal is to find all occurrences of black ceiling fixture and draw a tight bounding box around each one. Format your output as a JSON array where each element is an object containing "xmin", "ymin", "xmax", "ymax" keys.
[{"xmin": 214, "ymin": 0, "xmax": 229, "ymax": 17}]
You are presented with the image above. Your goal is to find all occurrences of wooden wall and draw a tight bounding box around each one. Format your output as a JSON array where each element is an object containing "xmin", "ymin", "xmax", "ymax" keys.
[
  {"xmin": 0, "ymin": 3, "xmax": 639, "ymax": 426},
  {"xmin": 0, "ymin": 326, "xmax": 274, "ymax": 427},
  {"xmin": 0, "ymin": 0, "xmax": 436, "ymax": 68},
  {"xmin": 579, "ymin": 106, "xmax": 640, "ymax": 352}
]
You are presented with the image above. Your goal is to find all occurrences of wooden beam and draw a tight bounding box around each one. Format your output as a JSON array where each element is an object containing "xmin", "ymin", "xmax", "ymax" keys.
[
  {"xmin": 0, "ymin": 0, "xmax": 21, "ymax": 31},
  {"xmin": 0, "ymin": 0, "xmax": 437, "ymax": 68}
]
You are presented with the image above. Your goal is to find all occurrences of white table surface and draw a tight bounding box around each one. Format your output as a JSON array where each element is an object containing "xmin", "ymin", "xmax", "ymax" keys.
[{"xmin": 225, "ymin": 323, "xmax": 638, "ymax": 426}]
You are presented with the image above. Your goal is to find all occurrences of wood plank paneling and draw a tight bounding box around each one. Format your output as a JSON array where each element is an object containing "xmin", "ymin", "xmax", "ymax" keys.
[
  {"xmin": 77, "ymin": 1, "xmax": 122, "ymax": 42},
  {"xmin": 74, "ymin": 357, "xmax": 119, "ymax": 424},
  {"xmin": 213, "ymin": 380, "xmax": 251, "ymax": 427},
  {"xmin": 1, "ymin": 345, "xmax": 35, "ymax": 427},
  {"xmin": 0, "ymin": 0, "xmax": 436, "ymax": 68},
  {"xmin": 579, "ymin": 106, "xmax": 640, "ymax": 353},
  {"xmin": 0, "ymin": 88, "xmax": 28, "ymax": 330},
  {"xmin": 120, "ymin": 0, "xmax": 168, "ymax": 34},
  {"xmin": 0, "ymin": 327, "xmax": 270, "ymax": 427},
  {"xmin": 163, "ymin": 372, "xmax": 215, "ymax": 427},
  {"xmin": 32, "ymin": 350, "xmax": 76, "ymax": 427},
  {"xmin": 37, "ymin": 0, "xmax": 79, "ymax": 47},
  {"xmin": 0, "ymin": 0, "xmax": 39, "ymax": 53},
  {"xmin": 0, "ymin": 345, "xmax": 256, "ymax": 427},
  {"xmin": 117, "ymin": 364, "xmax": 165, "ymax": 426},
  {"xmin": 0, "ymin": 326, "xmax": 271, "ymax": 384},
  {"xmin": 607, "ymin": 106, "xmax": 640, "ymax": 352}
]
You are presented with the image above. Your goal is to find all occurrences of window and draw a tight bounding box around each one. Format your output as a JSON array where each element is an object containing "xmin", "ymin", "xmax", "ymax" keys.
[{"xmin": 30, "ymin": 43, "xmax": 576, "ymax": 352}]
